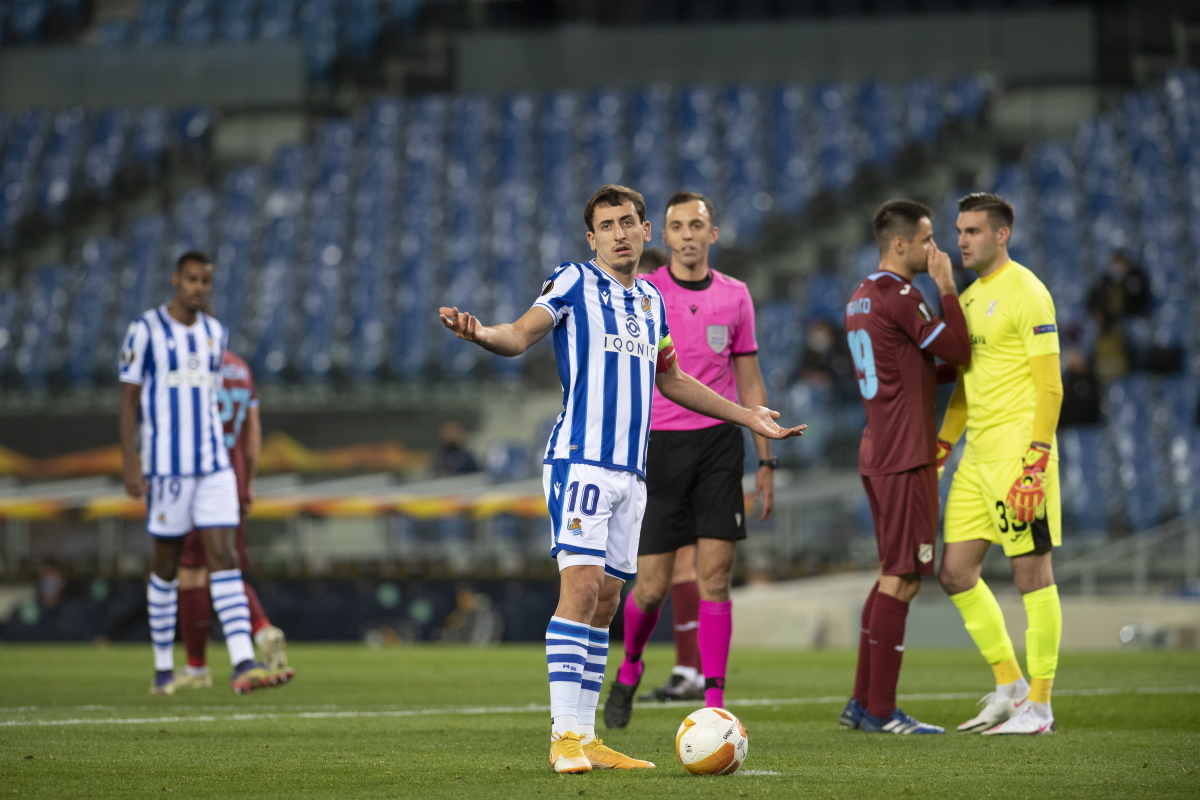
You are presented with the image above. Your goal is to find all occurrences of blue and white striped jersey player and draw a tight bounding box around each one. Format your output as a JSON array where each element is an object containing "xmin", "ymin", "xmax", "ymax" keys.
[
  {"xmin": 119, "ymin": 251, "xmax": 291, "ymax": 697},
  {"xmin": 439, "ymin": 185, "xmax": 806, "ymax": 775}
]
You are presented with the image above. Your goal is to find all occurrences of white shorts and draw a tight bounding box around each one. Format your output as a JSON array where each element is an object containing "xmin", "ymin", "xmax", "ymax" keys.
[
  {"xmin": 145, "ymin": 469, "xmax": 240, "ymax": 538},
  {"xmin": 543, "ymin": 460, "xmax": 646, "ymax": 581}
]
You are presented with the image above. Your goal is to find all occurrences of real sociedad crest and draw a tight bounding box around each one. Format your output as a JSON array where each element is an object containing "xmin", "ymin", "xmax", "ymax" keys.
[
  {"xmin": 706, "ymin": 325, "xmax": 729, "ymax": 354},
  {"xmin": 641, "ymin": 296, "xmax": 651, "ymax": 313}
]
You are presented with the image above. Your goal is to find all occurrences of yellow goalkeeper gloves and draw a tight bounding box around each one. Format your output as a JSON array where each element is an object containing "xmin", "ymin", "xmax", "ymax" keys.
[
  {"xmin": 936, "ymin": 439, "xmax": 953, "ymax": 479},
  {"xmin": 1006, "ymin": 443, "xmax": 1051, "ymax": 523}
]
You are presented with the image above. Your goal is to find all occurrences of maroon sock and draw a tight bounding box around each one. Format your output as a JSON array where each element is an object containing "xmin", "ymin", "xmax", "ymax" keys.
[
  {"xmin": 244, "ymin": 583, "xmax": 270, "ymax": 637},
  {"xmin": 671, "ymin": 581, "xmax": 702, "ymax": 672},
  {"xmin": 852, "ymin": 581, "xmax": 879, "ymax": 706},
  {"xmin": 866, "ymin": 592, "xmax": 910, "ymax": 719},
  {"xmin": 179, "ymin": 587, "xmax": 211, "ymax": 669}
]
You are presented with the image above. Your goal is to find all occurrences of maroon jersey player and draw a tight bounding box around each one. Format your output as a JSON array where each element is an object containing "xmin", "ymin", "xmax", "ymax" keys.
[
  {"xmin": 840, "ymin": 200, "xmax": 971, "ymax": 734},
  {"xmin": 175, "ymin": 350, "xmax": 290, "ymax": 686}
]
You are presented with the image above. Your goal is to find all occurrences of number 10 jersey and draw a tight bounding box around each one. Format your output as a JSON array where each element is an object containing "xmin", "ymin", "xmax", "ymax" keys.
[{"xmin": 844, "ymin": 271, "xmax": 970, "ymax": 476}]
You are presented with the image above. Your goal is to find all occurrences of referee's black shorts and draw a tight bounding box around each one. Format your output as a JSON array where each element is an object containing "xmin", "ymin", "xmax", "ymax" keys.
[{"xmin": 640, "ymin": 422, "xmax": 747, "ymax": 556}]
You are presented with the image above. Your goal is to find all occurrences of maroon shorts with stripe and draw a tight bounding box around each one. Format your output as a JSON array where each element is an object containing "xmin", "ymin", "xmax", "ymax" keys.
[
  {"xmin": 861, "ymin": 464, "xmax": 938, "ymax": 576},
  {"xmin": 179, "ymin": 522, "xmax": 252, "ymax": 571}
]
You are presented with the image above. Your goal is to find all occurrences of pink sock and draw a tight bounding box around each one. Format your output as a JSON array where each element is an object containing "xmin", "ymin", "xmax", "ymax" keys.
[
  {"xmin": 617, "ymin": 595, "xmax": 660, "ymax": 686},
  {"xmin": 698, "ymin": 599, "xmax": 732, "ymax": 708}
]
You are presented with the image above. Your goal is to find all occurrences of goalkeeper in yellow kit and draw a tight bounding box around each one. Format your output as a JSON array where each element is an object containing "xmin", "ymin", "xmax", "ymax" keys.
[{"xmin": 936, "ymin": 193, "xmax": 1063, "ymax": 736}]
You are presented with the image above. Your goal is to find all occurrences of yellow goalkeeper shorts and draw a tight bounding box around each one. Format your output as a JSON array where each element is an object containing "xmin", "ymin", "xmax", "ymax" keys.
[{"xmin": 943, "ymin": 456, "xmax": 1061, "ymax": 556}]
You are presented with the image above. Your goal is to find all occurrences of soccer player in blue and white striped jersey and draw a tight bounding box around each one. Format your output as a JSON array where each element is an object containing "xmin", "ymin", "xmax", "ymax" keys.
[
  {"xmin": 118, "ymin": 251, "xmax": 291, "ymax": 696},
  {"xmin": 440, "ymin": 185, "xmax": 806, "ymax": 774}
]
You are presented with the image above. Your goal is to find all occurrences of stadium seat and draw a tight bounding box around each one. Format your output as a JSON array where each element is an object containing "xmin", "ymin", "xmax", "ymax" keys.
[
  {"xmin": 0, "ymin": 110, "xmax": 50, "ymax": 243},
  {"xmin": 115, "ymin": 214, "xmax": 168, "ymax": 336},
  {"xmin": 299, "ymin": 0, "xmax": 338, "ymax": 78},
  {"xmin": 217, "ymin": 0, "xmax": 258, "ymax": 41},
  {"xmin": 630, "ymin": 84, "xmax": 672, "ymax": 230},
  {"xmin": 903, "ymin": 78, "xmax": 943, "ymax": 146},
  {"xmin": 83, "ymin": 109, "xmax": 131, "ymax": 198},
  {"xmin": 769, "ymin": 84, "xmax": 813, "ymax": 216},
  {"xmin": 258, "ymin": 0, "xmax": 296, "ymax": 39},
  {"xmin": 10, "ymin": 0, "xmax": 48, "ymax": 43},
  {"xmin": 813, "ymin": 81, "xmax": 857, "ymax": 193},
  {"xmin": 130, "ymin": 106, "xmax": 170, "ymax": 175},
  {"xmin": 677, "ymin": 86, "xmax": 719, "ymax": 204},
  {"xmin": 756, "ymin": 299, "xmax": 803, "ymax": 390},
  {"xmin": 91, "ymin": 18, "xmax": 134, "ymax": 47},
  {"xmin": 858, "ymin": 80, "xmax": 902, "ymax": 169},
  {"xmin": 1105, "ymin": 377, "xmax": 1170, "ymax": 531},
  {"xmin": 721, "ymin": 85, "xmax": 767, "ymax": 244},
  {"xmin": 177, "ymin": 106, "xmax": 215, "ymax": 152},
  {"xmin": 15, "ymin": 264, "xmax": 70, "ymax": 389},
  {"xmin": 176, "ymin": 0, "xmax": 216, "ymax": 43},
  {"xmin": 65, "ymin": 237, "xmax": 120, "ymax": 387},
  {"xmin": 0, "ymin": 289, "xmax": 20, "ymax": 378},
  {"xmin": 1059, "ymin": 426, "xmax": 1110, "ymax": 536},
  {"xmin": 38, "ymin": 107, "xmax": 88, "ymax": 222},
  {"xmin": 135, "ymin": 0, "xmax": 177, "ymax": 47},
  {"xmin": 584, "ymin": 90, "xmax": 626, "ymax": 190}
]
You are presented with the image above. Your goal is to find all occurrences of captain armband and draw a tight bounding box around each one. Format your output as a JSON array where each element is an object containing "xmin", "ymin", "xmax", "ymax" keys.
[{"xmin": 657, "ymin": 335, "xmax": 678, "ymax": 373}]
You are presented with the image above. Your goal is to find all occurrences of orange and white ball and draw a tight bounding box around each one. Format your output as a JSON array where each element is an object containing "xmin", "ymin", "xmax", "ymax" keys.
[{"xmin": 675, "ymin": 707, "xmax": 749, "ymax": 775}]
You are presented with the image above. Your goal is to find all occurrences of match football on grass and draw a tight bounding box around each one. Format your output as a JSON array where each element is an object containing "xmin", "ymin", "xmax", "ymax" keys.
[{"xmin": 2, "ymin": 2, "xmax": 1200, "ymax": 798}]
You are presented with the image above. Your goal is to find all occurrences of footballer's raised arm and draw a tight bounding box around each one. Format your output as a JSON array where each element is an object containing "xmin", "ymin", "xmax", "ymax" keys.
[
  {"xmin": 655, "ymin": 361, "xmax": 806, "ymax": 441},
  {"xmin": 438, "ymin": 304, "xmax": 554, "ymax": 357}
]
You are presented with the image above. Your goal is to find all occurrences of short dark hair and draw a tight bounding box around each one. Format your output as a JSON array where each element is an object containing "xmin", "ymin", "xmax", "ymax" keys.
[
  {"xmin": 176, "ymin": 250, "xmax": 213, "ymax": 272},
  {"xmin": 638, "ymin": 247, "xmax": 668, "ymax": 274},
  {"xmin": 584, "ymin": 184, "xmax": 646, "ymax": 232},
  {"xmin": 957, "ymin": 192, "xmax": 1014, "ymax": 231},
  {"xmin": 872, "ymin": 199, "xmax": 932, "ymax": 252},
  {"xmin": 664, "ymin": 191, "xmax": 715, "ymax": 221}
]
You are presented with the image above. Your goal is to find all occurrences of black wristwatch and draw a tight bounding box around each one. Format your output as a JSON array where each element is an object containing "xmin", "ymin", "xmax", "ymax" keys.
[{"xmin": 758, "ymin": 458, "xmax": 779, "ymax": 469}]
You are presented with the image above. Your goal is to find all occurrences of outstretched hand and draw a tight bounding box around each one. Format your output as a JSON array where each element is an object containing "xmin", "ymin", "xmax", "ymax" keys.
[
  {"xmin": 439, "ymin": 307, "xmax": 484, "ymax": 343},
  {"xmin": 745, "ymin": 406, "xmax": 806, "ymax": 441}
]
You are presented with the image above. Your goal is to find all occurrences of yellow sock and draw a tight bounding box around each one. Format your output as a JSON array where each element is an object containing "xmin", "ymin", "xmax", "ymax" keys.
[
  {"xmin": 949, "ymin": 579, "xmax": 1017, "ymax": 668},
  {"xmin": 1030, "ymin": 677, "xmax": 1053, "ymax": 704},
  {"xmin": 991, "ymin": 657, "xmax": 1023, "ymax": 686},
  {"xmin": 1023, "ymin": 584, "xmax": 1062, "ymax": 700}
]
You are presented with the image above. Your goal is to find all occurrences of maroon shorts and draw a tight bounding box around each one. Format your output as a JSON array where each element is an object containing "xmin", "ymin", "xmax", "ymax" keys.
[
  {"xmin": 179, "ymin": 522, "xmax": 252, "ymax": 571},
  {"xmin": 861, "ymin": 464, "xmax": 938, "ymax": 576}
]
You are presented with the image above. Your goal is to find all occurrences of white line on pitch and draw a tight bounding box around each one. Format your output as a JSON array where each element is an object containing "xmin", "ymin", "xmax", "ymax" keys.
[{"xmin": 1, "ymin": 686, "xmax": 1196, "ymax": 728}]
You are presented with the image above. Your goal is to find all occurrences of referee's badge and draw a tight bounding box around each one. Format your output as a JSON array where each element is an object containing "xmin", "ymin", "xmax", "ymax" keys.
[
  {"xmin": 918, "ymin": 544, "xmax": 933, "ymax": 564},
  {"xmin": 706, "ymin": 325, "xmax": 729, "ymax": 354}
]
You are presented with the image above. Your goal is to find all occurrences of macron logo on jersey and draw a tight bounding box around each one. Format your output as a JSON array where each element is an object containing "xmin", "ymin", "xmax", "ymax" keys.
[{"xmin": 602, "ymin": 334, "xmax": 656, "ymax": 361}]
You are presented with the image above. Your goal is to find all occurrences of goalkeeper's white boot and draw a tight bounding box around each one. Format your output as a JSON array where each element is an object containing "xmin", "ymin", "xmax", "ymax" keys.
[
  {"xmin": 957, "ymin": 688, "xmax": 1027, "ymax": 733},
  {"xmin": 982, "ymin": 701, "xmax": 1055, "ymax": 735}
]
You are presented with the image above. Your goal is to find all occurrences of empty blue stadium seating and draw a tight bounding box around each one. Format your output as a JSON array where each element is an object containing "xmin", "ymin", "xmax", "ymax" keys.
[
  {"xmin": 585, "ymin": 90, "xmax": 626, "ymax": 190},
  {"xmin": 859, "ymin": 80, "xmax": 902, "ymax": 168},
  {"xmin": 0, "ymin": 290, "xmax": 18, "ymax": 377},
  {"xmin": 16, "ymin": 264, "xmax": 70, "ymax": 388},
  {"xmin": 11, "ymin": 0, "xmax": 48, "ymax": 43},
  {"xmin": 299, "ymin": 0, "xmax": 338, "ymax": 79},
  {"xmin": 115, "ymin": 214, "xmax": 168, "ymax": 334},
  {"xmin": 1059, "ymin": 426, "xmax": 1109, "ymax": 535},
  {"xmin": 904, "ymin": 78, "xmax": 943, "ymax": 145},
  {"xmin": 258, "ymin": 0, "xmax": 296, "ymax": 39},
  {"xmin": 756, "ymin": 299, "xmax": 803, "ymax": 390},
  {"xmin": 677, "ymin": 86, "xmax": 719, "ymax": 203},
  {"xmin": 721, "ymin": 85, "xmax": 766, "ymax": 244},
  {"xmin": 1106, "ymin": 377, "xmax": 1170, "ymax": 531},
  {"xmin": 342, "ymin": 0, "xmax": 381, "ymax": 60},
  {"xmin": 83, "ymin": 108, "xmax": 130, "ymax": 197},
  {"xmin": 813, "ymin": 82, "xmax": 857, "ymax": 193},
  {"xmin": 136, "ymin": 0, "xmax": 177, "ymax": 47},
  {"xmin": 130, "ymin": 106, "xmax": 169, "ymax": 174},
  {"xmin": 92, "ymin": 18, "xmax": 134, "ymax": 47},
  {"xmin": 66, "ymin": 237, "xmax": 120, "ymax": 386},
  {"xmin": 38, "ymin": 107, "xmax": 87, "ymax": 221},
  {"xmin": 218, "ymin": 0, "xmax": 258, "ymax": 41},
  {"xmin": 769, "ymin": 84, "xmax": 813, "ymax": 216},
  {"xmin": 630, "ymin": 84, "xmax": 672, "ymax": 232},
  {"xmin": 0, "ymin": 110, "xmax": 49, "ymax": 243},
  {"xmin": 991, "ymin": 163, "xmax": 1035, "ymax": 266},
  {"xmin": 176, "ymin": 0, "xmax": 216, "ymax": 43}
]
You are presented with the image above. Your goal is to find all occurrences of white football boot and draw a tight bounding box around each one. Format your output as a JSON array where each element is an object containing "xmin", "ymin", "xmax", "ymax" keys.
[
  {"xmin": 255, "ymin": 625, "xmax": 289, "ymax": 670},
  {"xmin": 982, "ymin": 701, "xmax": 1055, "ymax": 735},
  {"xmin": 957, "ymin": 690, "xmax": 1027, "ymax": 733}
]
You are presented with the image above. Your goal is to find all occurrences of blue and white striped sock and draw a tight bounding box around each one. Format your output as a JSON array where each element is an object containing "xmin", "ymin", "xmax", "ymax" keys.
[
  {"xmin": 546, "ymin": 616, "xmax": 589, "ymax": 736},
  {"xmin": 209, "ymin": 569, "xmax": 256, "ymax": 667},
  {"xmin": 147, "ymin": 574, "xmax": 179, "ymax": 672},
  {"xmin": 577, "ymin": 625, "xmax": 609, "ymax": 742}
]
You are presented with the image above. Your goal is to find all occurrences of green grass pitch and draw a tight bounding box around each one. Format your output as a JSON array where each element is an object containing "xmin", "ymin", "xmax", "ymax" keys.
[{"xmin": 1, "ymin": 644, "xmax": 1197, "ymax": 798}]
